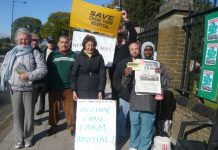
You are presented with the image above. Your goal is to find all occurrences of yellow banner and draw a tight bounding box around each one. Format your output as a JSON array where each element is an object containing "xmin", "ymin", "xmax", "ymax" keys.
[{"xmin": 70, "ymin": 0, "xmax": 122, "ymax": 36}]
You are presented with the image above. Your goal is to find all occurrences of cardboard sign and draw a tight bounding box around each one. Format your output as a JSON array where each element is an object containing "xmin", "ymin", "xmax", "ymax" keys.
[
  {"xmin": 71, "ymin": 31, "xmax": 116, "ymax": 67},
  {"xmin": 75, "ymin": 99, "xmax": 116, "ymax": 150},
  {"xmin": 70, "ymin": 0, "xmax": 121, "ymax": 36}
]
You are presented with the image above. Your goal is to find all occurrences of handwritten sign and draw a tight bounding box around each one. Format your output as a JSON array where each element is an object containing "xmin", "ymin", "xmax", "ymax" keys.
[
  {"xmin": 71, "ymin": 31, "xmax": 117, "ymax": 67},
  {"xmin": 75, "ymin": 99, "xmax": 116, "ymax": 150}
]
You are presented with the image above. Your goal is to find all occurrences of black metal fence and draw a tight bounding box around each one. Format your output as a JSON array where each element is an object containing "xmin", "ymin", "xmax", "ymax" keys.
[
  {"xmin": 137, "ymin": 20, "xmax": 159, "ymax": 48},
  {"xmin": 181, "ymin": 0, "xmax": 218, "ymax": 94}
]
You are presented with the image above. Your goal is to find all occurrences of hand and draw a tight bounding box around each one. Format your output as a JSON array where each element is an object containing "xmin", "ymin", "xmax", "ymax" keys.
[
  {"xmin": 73, "ymin": 91, "xmax": 78, "ymax": 101},
  {"xmin": 121, "ymin": 10, "xmax": 128, "ymax": 21},
  {"xmin": 98, "ymin": 92, "xmax": 103, "ymax": 99},
  {"xmin": 124, "ymin": 67, "xmax": 132, "ymax": 77},
  {"xmin": 19, "ymin": 73, "xmax": 29, "ymax": 81},
  {"xmin": 155, "ymin": 67, "xmax": 162, "ymax": 74}
]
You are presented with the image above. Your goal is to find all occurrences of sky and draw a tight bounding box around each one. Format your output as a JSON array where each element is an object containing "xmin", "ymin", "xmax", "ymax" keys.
[{"xmin": 0, "ymin": 0, "xmax": 113, "ymax": 38}]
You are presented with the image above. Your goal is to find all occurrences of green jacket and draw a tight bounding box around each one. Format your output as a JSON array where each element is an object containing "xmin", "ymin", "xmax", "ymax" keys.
[{"xmin": 47, "ymin": 50, "xmax": 76, "ymax": 90}]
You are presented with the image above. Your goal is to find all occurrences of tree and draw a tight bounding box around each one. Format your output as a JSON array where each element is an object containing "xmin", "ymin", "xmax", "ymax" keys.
[
  {"xmin": 40, "ymin": 12, "xmax": 70, "ymax": 43},
  {"xmin": 12, "ymin": 17, "xmax": 42, "ymax": 41},
  {"xmin": 107, "ymin": 0, "xmax": 163, "ymax": 26},
  {"xmin": 0, "ymin": 37, "xmax": 13, "ymax": 53}
]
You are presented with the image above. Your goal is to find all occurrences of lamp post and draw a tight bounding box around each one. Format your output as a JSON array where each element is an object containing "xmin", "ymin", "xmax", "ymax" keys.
[{"xmin": 11, "ymin": 0, "xmax": 27, "ymax": 41}]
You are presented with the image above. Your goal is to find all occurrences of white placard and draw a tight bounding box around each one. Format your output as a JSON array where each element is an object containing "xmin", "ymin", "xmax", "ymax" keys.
[
  {"xmin": 75, "ymin": 99, "xmax": 116, "ymax": 150},
  {"xmin": 71, "ymin": 31, "xmax": 117, "ymax": 67}
]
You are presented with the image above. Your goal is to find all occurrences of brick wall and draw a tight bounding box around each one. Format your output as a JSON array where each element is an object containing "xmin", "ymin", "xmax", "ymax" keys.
[
  {"xmin": 171, "ymin": 92, "xmax": 213, "ymax": 142},
  {"xmin": 157, "ymin": 14, "xmax": 186, "ymax": 89}
]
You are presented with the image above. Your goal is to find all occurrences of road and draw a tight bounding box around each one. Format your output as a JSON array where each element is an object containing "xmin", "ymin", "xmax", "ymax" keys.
[{"xmin": 0, "ymin": 55, "xmax": 13, "ymax": 142}]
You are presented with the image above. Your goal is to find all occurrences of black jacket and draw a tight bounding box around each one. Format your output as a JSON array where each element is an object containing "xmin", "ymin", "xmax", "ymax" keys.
[
  {"xmin": 113, "ymin": 57, "xmax": 134, "ymax": 102},
  {"xmin": 109, "ymin": 21, "xmax": 137, "ymax": 80},
  {"xmin": 70, "ymin": 49, "xmax": 106, "ymax": 99}
]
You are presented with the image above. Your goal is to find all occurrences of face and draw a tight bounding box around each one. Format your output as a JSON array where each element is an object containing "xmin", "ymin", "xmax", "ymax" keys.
[
  {"xmin": 129, "ymin": 43, "xmax": 139, "ymax": 58},
  {"xmin": 16, "ymin": 33, "xmax": 30, "ymax": 47},
  {"xmin": 47, "ymin": 42, "xmax": 54, "ymax": 50},
  {"xmin": 144, "ymin": 46, "xmax": 153, "ymax": 59},
  {"xmin": 85, "ymin": 41, "xmax": 94, "ymax": 54},
  {"xmin": 58, "ymin": 37, "xmax": 69, "ymax": 53},
  {"xmin": 31, "ymin": 39, "xmax": 38, "ymax": 49}
]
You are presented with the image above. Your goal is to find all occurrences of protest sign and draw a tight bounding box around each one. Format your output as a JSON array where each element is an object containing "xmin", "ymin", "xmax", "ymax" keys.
[
  {"xmin": 197, "ymin": 11, "xmax": 218, "ymax": 102},
  {"xmin": 70, "ymin": 0, "xmax": 121, "ymax": 36},
  {"xmin": 135, "ymin": 59, "xmax": 161, "ymax": 94},
  {"xmin": 75, "ymin": 99, "xmax": 116, "ymax": 150},
  {"xmin": 71, "ymin": 31, "xmax": 116, "ymax": 67}
]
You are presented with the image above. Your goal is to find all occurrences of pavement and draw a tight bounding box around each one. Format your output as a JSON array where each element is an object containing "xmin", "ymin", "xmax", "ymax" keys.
[
  {"xmin": 0, "ymin": 70, "xmax": 130, "ymax": 150},
  {"xmin": 0, "ymin": 95, "xmax": 130, "ymax": 150}
]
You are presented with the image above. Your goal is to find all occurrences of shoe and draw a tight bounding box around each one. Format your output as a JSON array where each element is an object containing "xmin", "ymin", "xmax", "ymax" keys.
[
  {"xmin": 25, "ymin": 141, "xmax": 33, "ymax": 147},
  {"xmin": 46, "ymin": 126, "xmax": 58, "ymax": 136},
  {"xmin": 36, "ymin": 110, "xmax": 44, "ymax": 115},
  {"xmin": 15, "ymin": 141, "xmax": 23, "ymax": 149},
  {"xmin": 71, "ymin": 129, "xmax": 75, "ymax": 136},
  {"xmin": 129, "ymin": 148, "xmax": 137, "ymax": 150},
  {"xmin": 34, "ymin": 119, "xmax": 42, "ymax": 126}
]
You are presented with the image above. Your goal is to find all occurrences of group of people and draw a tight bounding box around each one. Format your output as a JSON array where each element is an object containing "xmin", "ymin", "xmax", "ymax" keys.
[{"xmin": 0, "ymin": 10, "xmax": 169, "ymax": 150}]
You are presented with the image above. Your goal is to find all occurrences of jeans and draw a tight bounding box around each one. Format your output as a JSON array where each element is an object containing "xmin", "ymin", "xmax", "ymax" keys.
[
  {"xmin": 129, "ymin": 111, "xmax": 156, "ymax": 150},
  {"xmin": 117, "ymin": 98, "xmax": 130, "ymax": 141}
]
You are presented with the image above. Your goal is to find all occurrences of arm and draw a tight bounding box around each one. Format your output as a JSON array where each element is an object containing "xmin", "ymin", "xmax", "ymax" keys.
[
  {"xmin": 113, "ymin": 61, "xmax": 125, "ymax": 93},
  {"xmin": 28, "ymin": 50, "xmax": 47, "ymax": 81},
  {"xmin": 122, "ymin": 10, "xmax": 137, "ymax": 43},
  {"xmin": 97, "ymin": 56, "xmax": 106, "ymax": 92},
  {"xmin": 70, "ymin": 56, "xmax": 80, "ymax": 91}
]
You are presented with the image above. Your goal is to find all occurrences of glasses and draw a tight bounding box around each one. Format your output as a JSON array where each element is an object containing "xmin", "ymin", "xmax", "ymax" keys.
[{"xmin": 31, "ymin": 39, "xmax": 38, "ymax": 42}]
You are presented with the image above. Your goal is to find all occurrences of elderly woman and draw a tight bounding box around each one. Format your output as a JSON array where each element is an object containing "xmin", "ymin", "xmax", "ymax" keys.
[
  {"xmin": 0, "ymin": 28, "xmax": 47, "ymax": 148},
  {"xmin": 71, "ymin": 35, "xmax": 106, "ymax": 100}
]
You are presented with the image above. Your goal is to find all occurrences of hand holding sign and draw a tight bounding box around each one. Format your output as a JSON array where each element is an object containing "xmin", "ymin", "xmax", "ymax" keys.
[{"xmin": 121, "ymin": 10, "xmax": 129, "ymax": 22}]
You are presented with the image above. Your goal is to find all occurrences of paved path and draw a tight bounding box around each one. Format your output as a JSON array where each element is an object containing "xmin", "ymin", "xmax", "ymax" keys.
[
  {"xmin": 0, "ymin": 97, "xmax": 130, "ymax": 150},
  {"xmin": 0, "ymin": 70, "xmax": 130, "ymax": 150}
]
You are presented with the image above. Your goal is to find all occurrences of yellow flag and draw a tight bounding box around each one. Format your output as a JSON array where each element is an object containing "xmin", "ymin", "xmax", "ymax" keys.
[{"xmin": 70, "ymin": 0, "xmax": 122, "ymax": 36}]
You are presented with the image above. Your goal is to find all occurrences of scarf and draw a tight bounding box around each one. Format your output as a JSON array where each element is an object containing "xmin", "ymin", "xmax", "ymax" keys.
[{"xmin": 0, "ymin": 45, "xmax": 33, "ymax": 91}]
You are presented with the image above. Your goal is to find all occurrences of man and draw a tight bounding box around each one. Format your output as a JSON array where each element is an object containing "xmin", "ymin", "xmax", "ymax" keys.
[
  {"xmin": 31, "ymin": 33, "xmax": 44, "ymax": 126},
  {"xmin": 113, "ymin": 43, "xmax": 140, "ymax": 143},
  {"xmin": 109, "ymin": 10, "xmax": 137, "ymax": 101},
  {"xmin": 36, "ymin": 36, "xmax": 56, "ymax": 115},
  {"xmin": 46, "ymin": 36, "xmax": 76, "ymax": 136}
]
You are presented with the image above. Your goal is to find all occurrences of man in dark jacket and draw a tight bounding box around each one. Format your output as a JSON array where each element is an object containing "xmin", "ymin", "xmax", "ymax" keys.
[
  {"xmin": 113, "ymin": 42, "xmax": 140, "ymax": 143},
  {"xmin": 36, "ymin": 36, "xmax": 56, "ymax": 115},
  {"xmin": 109, "ymin": 10, "xmax": 137, "ymax": 101}
]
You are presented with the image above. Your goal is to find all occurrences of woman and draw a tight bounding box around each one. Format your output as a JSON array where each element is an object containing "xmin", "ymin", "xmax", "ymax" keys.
[
  {"xmin": 71, "ymin": 35, "xmax": 106, "ymax": 100},
  {"xmin": 0, "ymin": 28, "xmax": 47, "ymax": 148}
]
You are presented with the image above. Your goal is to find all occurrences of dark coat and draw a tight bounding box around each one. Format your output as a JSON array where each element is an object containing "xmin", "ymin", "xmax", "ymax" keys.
[
  {"xmin": 109, "ymin": 21, "xmax": 137, "ymax": 80},
  {"xmin": 113, "ymin": 57, "xmax": 134, "ymax": 102},
  {"xmin": 70, "ymin": 49, "xmax": 106, "ymax": 99},
  {"xmin": 129, "ymin": 63, "xmax": 169, "ymax": 113}
]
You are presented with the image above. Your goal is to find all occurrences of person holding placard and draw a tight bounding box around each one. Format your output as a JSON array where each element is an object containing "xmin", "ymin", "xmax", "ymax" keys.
[
  {"xmin": 71, "ymin": 35, "xmax": 106, "ymax": 100},
  {"xmin": 109, "ymin": 10, "xmax": 137, "ymax": 101}
]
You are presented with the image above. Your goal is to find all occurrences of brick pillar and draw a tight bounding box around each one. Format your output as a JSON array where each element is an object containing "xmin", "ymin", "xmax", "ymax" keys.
[{"xmin": 156, "ymin": 0, "xmax": 192, "ymax": 89}]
